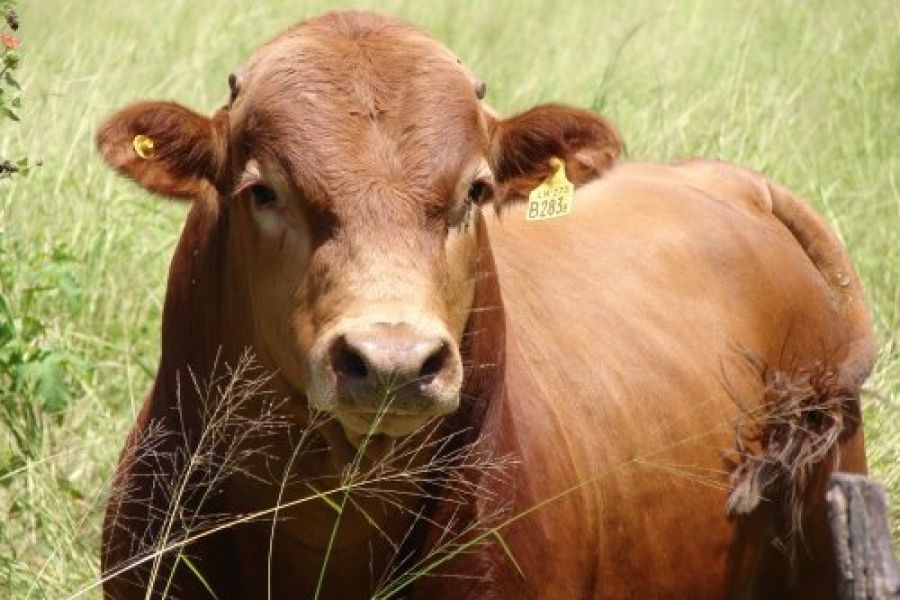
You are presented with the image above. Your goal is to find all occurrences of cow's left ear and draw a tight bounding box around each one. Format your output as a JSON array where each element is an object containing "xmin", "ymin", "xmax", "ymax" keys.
[
  {"xmin": 489, "ymin": 103, "xmax": 622, "ymax": 203},
  {"xmin": 96, "ymin": 101, "xmax": 228, "ymax": 200}
]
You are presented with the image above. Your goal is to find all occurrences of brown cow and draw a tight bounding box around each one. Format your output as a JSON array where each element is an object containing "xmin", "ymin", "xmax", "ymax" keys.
[{"xmin": 96, "ymin": 10, "xmax": 873, "ymax": 600}]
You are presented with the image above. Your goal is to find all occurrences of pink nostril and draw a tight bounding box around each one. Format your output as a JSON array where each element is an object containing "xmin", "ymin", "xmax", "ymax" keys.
[
  {"xmin": 330, "ymin": 336, "xmax": 369, "ymax": 381},
  {"xmin": 418, "ymin": 343, "xmax": 449, "ymax": 383}
]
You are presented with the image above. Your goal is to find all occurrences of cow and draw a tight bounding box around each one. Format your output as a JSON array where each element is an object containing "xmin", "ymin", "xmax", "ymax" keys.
[{"xmin": 96, "ymin": 10, "xmax": 874, "ymax": 600}]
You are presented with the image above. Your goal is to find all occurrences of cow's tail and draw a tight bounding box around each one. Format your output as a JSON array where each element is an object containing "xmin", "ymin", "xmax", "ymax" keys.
[
  {"xmin": 765, "ymin": 179, "xmax": 876, "ymax": 389},
  {"xmin": 723, "ymin": 169, "xmax": 877, "ymax": 580}
]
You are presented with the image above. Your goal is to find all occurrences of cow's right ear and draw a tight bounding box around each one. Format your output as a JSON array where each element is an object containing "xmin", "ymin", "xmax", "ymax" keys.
[
  {"xmin": 96, "ymin": 101, "xmax": 228, "ymax": 200},
  {"xmin": 487, "ymin": 103, "xmax": 622, "ymax": 205}
]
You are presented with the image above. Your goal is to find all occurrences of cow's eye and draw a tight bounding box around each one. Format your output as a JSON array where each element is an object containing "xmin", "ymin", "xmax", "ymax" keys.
[
  {"xmin": 466, "ymin": 179, "xmax": 491, "ymax": 205},
  {"xmin": 249, "ymin": 184, "xmax": 278, "ymax": 209}
]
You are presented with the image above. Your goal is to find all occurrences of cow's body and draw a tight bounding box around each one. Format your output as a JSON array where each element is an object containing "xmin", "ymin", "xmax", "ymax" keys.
[
  {"xmin": 97, "ymin": 11, "xmax": 873, "ymax": 600},
  {"xmin": 411, "ymin": 159, "xmax": 871, "ymax": 599}
]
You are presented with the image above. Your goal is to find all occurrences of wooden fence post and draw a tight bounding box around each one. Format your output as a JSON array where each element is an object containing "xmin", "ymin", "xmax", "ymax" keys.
[{"xmin": 827, "ymin": 473, "xmax": 900, "ymax": 599}]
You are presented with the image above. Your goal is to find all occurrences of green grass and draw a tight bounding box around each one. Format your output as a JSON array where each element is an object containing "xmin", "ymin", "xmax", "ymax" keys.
[{"xmin": 1, "ymin": 0, "xmax": 897, "ymax": 597}]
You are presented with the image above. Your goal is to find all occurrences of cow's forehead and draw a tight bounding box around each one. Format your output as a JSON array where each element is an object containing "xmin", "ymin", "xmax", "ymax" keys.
[{"xmin": 229, "ymin": 12, "xmax": 487, "ymax": 209}]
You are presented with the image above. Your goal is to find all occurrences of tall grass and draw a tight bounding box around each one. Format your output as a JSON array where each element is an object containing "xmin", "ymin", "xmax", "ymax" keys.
[{"xmin": 1, "ymin": 0, "xmax": 897, "ymax": 597}]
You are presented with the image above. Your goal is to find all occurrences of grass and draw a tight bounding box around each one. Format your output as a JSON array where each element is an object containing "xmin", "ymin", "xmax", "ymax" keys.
[{"xmin": 1, "ymin": 0, "xmax": 897, "ymax": 597}]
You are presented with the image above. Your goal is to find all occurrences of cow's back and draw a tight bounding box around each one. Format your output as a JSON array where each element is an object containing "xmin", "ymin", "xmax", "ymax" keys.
[{"xmin": 458, "ymin": 160, "xmax": 872, "ymax": 598}]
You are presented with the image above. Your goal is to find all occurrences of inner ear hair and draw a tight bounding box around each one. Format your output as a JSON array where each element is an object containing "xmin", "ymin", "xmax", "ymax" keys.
[{"xmin": 228, "ymin": 67, "xmax": 246, "ymax": 106}]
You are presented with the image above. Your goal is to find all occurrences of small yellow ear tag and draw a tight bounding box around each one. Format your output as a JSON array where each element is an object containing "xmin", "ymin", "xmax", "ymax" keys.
[
  {"xmin": 132, "ymin": 134, "xmax": 155, "ymax": 159},
  {"xmin": 526, "ymin": 157, "xmax": 574, "ymax": 221}
]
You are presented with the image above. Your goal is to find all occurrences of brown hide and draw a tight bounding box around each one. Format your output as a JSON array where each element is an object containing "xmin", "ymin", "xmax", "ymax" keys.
[{"xmin": 409, "ymin": 160, "xmax": 873, "ymax": 599}]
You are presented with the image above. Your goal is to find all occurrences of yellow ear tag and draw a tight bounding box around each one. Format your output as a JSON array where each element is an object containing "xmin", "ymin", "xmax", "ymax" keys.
[
  {"xmin": 132, "ymin": 134, "xmax": 155, "ymax": 159},
  {"xmin": 526, "ymin": 157, "xmax": 574, "ymax": 221}
]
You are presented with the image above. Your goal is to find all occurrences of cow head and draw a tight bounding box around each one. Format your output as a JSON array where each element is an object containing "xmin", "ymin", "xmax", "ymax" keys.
[{"xmin": 97, "ymin": 11, "xmax": 620, "ymax": 457}]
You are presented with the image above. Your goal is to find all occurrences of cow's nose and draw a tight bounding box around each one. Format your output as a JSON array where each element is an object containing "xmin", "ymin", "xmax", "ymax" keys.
[{"xmin": 328, "ymin": 324, "xmax": 456, "ymax": 403}]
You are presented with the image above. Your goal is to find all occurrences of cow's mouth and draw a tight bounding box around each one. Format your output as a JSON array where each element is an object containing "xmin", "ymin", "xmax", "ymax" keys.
[
  {"xmin": 302, "ymin": 384, "xmax": 458, "ymax": 465},
  {"xmin": 335, "ymin": 410, "xmax": 431, "ymax": 462},
  {"xmin": 341, "ymin": 429, "xmax": 396, "ymax": 462}
]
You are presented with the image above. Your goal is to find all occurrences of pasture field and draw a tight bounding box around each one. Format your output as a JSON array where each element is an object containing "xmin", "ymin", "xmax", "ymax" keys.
[{"xmin": 1, "ymin": 0, "xmax": 897, "ymax": 596}]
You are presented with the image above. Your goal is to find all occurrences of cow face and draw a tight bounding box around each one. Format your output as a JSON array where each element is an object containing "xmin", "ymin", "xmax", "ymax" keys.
[{"xmin": 97, "ymin": 11, "xmax": 620, "ymax": 454}]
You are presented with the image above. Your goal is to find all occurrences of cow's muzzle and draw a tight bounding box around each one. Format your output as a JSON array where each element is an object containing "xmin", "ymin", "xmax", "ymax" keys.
[{"xmin": 312, "ymin": 322, "xmax": 463, "ymax": 445}]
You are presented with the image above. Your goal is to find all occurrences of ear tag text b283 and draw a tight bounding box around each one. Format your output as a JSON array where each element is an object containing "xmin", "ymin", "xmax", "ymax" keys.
[{"xmin": 526, "ymin": 157, "xmax": 574, "ymax": 221}]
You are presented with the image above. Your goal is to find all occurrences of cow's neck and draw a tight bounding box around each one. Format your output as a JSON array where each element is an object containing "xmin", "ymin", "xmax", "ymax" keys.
[
  {"xmin": 153, "ymin": 194, "xmax": 234, "ymax": 419},
  {"xmin": 446, "ymin": 217, "xmax": 508, "ymax": 448}
]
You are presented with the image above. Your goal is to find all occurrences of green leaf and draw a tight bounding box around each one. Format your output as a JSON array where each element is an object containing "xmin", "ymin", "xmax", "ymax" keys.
[
  {"xmin": 1, "ymin": 106, "xmax": 18, "ymax": 121},
  {"xmin": 19, "ymin": 354, "xmax": 71, "ymax": 413},
  {"xmin": 0, "ymin": 294, "xmax": 13, "ymax": 335},
  {"xmin": 39, "ymin": 359, "xmax": 71, "ymax": 414},
  {"xmin": 20, "ymin": 315, "xmax": 45, "ymax": 340},
  {"xmin": 56, "ymin": 475, "xmax": 85, "ymax": 500},
  {"xmin": 0, "ymin": 346, "xmax": 25, "ymax": 370},
  {"xmin": 3, "ymin": 71, "xmax": 19, "ymax": 91}
]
